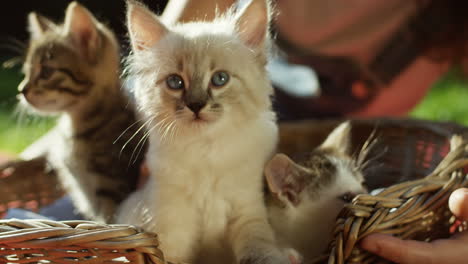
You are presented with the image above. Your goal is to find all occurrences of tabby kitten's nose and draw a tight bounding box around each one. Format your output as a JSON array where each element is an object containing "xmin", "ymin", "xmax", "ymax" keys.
[{"xmin": 187, "ymin": 102, "xmax": 206, "ymax": 114}]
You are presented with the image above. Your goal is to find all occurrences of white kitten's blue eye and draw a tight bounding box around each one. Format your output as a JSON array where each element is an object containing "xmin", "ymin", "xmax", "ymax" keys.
[
  {"xmin": 166, "ymin": 74, "xmax": 185, "ymax": 90},
  {"xmin": 211, "ymin": 71, "xmax": 229, "ymax": 87}
]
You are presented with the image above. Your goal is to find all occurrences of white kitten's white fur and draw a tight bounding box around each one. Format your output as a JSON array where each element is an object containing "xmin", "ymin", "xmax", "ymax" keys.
[{"xmin": 118, "ymin": 0, "xmax": 288, "ymax": 263}]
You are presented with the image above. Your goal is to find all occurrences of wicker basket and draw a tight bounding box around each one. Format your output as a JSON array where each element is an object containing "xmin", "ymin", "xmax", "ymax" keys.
[
  {"xmin": 0, "ymin": 157, "xmax": 62, "ymax": 219},
  {"xmin": 0, "ymin": 118, "xmax": 467, "ymax": 264}
]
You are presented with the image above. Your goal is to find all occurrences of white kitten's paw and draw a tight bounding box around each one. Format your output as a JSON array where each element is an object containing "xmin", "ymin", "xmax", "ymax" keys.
[
  {"xmin": 239, "ymin": 247, "xmax": 291, "ymax": 264},
  {"xmin": 283, "ymin": 248, "xmax": 302, "ymax": 264}
]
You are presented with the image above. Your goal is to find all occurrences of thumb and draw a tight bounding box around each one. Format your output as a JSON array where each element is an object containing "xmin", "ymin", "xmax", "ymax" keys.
[
  {"xmin": 361, "ymin": 234, "xmax": 435, "ymax": 264},
  {"xmin": 449, "ymin": 188, "xmax": 468, "ymax": 221}
]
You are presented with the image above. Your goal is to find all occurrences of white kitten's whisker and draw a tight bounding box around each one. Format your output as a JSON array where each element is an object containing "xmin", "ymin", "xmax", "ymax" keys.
[
  {"xmin": 114, "ymin": 118, "xmax": 146, "ymax": 145},
  {"xmin": 160, "ymin": 119, "xmax": 176, "ymax": 143},
  {"xmin": 129, "ymin": 118, "xmax": 157, "ymax": 165},
  {"xmin": 131, "ymin": 126, "xmax": 155, "ymax": 165},
  {"xmin": 119, "ymin": 118, "xmax": 153, "ymax": 157},
  {"xmin": 168, "ymin": 121, "xmax": 179, "ymax": 143}
]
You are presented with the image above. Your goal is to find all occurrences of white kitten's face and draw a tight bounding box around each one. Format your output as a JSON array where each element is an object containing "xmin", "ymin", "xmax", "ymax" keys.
[
  {"xmin": 127, "ymin": 1, "xmax": 272, "ymax": 137},
  {"xmin": 133, "ymin": 32, "xmax": 270, "ymax": 132}
]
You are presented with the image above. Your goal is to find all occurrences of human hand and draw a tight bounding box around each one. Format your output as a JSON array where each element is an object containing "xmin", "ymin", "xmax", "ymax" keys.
[{"xmin": 361, "ymin": 188, "xmax": 468, "ymax": 264}]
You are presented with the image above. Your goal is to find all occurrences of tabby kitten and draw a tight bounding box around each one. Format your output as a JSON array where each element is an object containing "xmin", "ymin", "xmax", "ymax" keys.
[
  {"xmin": 19, "ymin": 2, "xmax": 145, "ymax": 223},
  {"xmin": 265, "ymin": 122, "xmax": 368, "ymax": 261},
  {"xmin": 117, "ymin": 0, "xmax": 290, "ymax": 263}
]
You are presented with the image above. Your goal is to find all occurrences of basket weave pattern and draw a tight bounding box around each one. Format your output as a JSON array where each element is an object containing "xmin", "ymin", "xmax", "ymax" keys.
[
  {"xmin": 0, "ymin": 157, "xmax": 63, "ymax": 218},
  {"xmin": 0, "ymin": 219, "xmax": 168, "ymax": 264}
]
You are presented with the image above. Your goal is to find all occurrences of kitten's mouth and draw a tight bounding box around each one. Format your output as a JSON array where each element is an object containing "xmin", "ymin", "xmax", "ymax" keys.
[
  {"xmin": 192, "ymin": 115, "xmax": 207, "ymax": 123},
  {"xmin": 190, "ymin": 113, "xmax": 212, "ymax": 124}
]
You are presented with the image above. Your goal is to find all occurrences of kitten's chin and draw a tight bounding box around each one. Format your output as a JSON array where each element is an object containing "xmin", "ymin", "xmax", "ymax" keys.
[
  {"xmin": 22, "ymin": 96, "xmax": 76, "ymax": 115},
  {"xmin": 183, "ymin": 112, "xmax": 220, "ymax": 126}
]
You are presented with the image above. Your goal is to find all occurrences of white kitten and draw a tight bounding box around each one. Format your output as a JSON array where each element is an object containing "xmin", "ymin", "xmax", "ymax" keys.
[
  {"xmin": 117, "ymin": 0, "xmax": 289, "ymax": 263},
  {"xmin": 265, "ymin": 122, "xmax": 368, "ymax": 261}
]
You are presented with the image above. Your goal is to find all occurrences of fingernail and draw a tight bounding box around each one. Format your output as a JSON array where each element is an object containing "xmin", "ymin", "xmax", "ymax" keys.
[{"xmin": 449, "ymin": 188, "xmax": 468, "ymax": 220}]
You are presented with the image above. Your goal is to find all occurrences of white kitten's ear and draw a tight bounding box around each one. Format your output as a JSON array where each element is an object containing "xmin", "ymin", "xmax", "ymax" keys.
[
  {"xmin": 234, "ymin": 0, "xmax": 270, "ymax": 49},
  {"xmin": 320, "ymin": 121, "xmax": 352, "ymax": 154},
  {"xmin": 64, "ymin": 2, "xmax": 100, "ymax": 63},
  {"xmin": 265, "ymin": 153, "xmax": 308, "ymax": 207},
  {"xmin": 127, "ymin": 1, "xmax": 168, "ymax": 52},
  {"xmin": 28, "ymin": 12, "xmax": 56, "ymax": 39}
]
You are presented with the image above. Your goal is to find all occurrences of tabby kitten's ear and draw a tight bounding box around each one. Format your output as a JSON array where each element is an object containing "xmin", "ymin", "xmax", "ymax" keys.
[
  {"xmin": 126, "ymin": 1, "xmax": 168, "ymax": 52},
  {"xmin": 319, "ymin": 121, "xmax": 352, "ymax": 155},
  {"xmin": 234, "ymin": 0, "xmax": 270, "ymax": 49},
  {"xmin": 64, "ymin": 2, "xmax": 100, "ymax": 63},
  {"xmin": 265, "ymin": 153, "xmax": 310, "ymax": 207},
  {"xmin": 28, "ymin": 12, "xmax": 56, "ymax": 39}
]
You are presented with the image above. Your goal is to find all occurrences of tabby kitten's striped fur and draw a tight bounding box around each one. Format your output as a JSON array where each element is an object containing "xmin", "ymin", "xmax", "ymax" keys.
[{"xmin": 19, "ymin": 2, "xmax": 145, "ymax": 223}]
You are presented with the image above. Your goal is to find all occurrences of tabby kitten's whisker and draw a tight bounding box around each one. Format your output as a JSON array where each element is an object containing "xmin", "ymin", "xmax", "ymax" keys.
[
  {"xmin": 0, "ymin": 36, "xmax": 27, "ymax": 48},
  {"xmin": 0, "ymin": 43, "xmax": 25, "ymax": 56},
  {"xmin": 3, "ymin": 56, "xmax": 24, "ymax": 68}
]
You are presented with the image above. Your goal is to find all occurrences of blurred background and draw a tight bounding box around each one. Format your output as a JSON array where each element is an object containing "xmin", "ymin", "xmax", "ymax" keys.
[{"xmin": 0, "ymin": 0, "xmax": 468, "ymax": 156}]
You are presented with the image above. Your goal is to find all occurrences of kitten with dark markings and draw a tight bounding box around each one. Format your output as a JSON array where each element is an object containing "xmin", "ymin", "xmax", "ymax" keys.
[
  {"xmin": 117, "ymin": 0, "xmax": 291, "ymax": 263},
  {"xmin": 18, "ymin": 2, "xmax": 145, "ymax": 223},
  {"xmin": 265, "ymin": 122, "xmax": 368, "ymax": 261}
]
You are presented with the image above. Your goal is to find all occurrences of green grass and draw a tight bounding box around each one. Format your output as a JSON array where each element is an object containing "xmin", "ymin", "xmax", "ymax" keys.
[
  {"xmin": 0, "ymin": 111, "xmax": 54, "ymax": 155},
  {"xmin": 0, "ymin": 65, "xmax": 468, "ymax": 154},
  {"xmin": 410, "ymin": 69, "xmax": 468, "ymax": 125},
  {"xmin": 0, "ymin": 66, "xmax": 55, "ymax": 155}
]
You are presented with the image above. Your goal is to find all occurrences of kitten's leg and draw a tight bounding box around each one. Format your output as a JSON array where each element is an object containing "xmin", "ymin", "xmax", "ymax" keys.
[
  {"xmin": 150, "ymin": 192, "xmax": 201, "ymax": 263},
  {"xmin": 117, "ymin": 188, "xmax": 200, "ymax": 263},
  {"xmin": 94, "ymin": 196, "xmax": 118, "ymax": 223},
  {"xmin": 228, "ymin": 200, "xmax": 290, "ymax": 264},
  {"xmin": 86, "ymin": 173, "xmax": 122, "ymax": 223},
  {"xmin": 20, "ymin": 128, "xmax": 60, "ymax": 160}
]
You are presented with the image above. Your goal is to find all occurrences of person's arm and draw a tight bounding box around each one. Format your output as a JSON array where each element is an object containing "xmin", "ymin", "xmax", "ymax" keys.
[
  {"xmin": 361, "ymin": 188, "xmax": 468, "ymax": 264},
  {"xmin": 161, "ymin": 0, "xmax": 235, "ymax": 24}
]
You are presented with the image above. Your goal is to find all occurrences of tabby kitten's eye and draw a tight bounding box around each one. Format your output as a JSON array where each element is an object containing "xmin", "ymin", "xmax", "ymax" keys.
[
  {"xmin": 166, "ymin": 74, "xmax": 185, "ymax": 90},
  {"xmin": 339, "ymin": 192, "xmax": 356, "ymax": 203},
  {"xmin": 39, "ymin": 65, "xmax": 55, "ymax": 80},
  {"xmin": 211, "ymin": 71, "xmax": 229, "ymax": 87}
]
